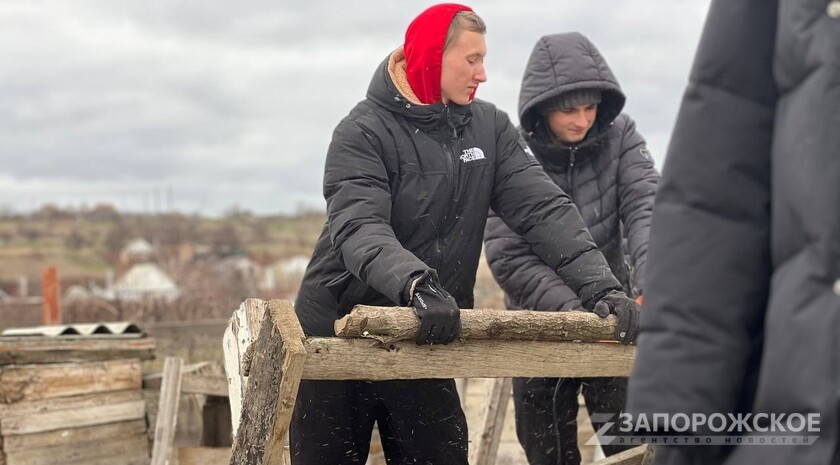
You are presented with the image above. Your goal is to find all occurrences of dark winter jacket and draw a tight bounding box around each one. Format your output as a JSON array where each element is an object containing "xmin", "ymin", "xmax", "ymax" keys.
[
  {"xmin": 484, "ymin": 33, "xmax": 659, "ymax": 311},
  {"xmin": 294, "ymin": 48, "xmax": 623, "ymax": 337},
  {"xmin": 627, "ymin": 1, "xmax": 840, "ymax": 464}
]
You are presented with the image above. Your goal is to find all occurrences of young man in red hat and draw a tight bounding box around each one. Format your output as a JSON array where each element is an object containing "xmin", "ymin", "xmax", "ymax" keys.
[{"xmin": 290, "ymin": 5, "xmax": 640, "ymax": 464}]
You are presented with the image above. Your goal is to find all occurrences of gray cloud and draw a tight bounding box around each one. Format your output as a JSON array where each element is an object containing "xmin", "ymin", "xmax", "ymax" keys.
[{"xmin": 0, "ymin": 0, "xmax": 710, "ymax": 215}]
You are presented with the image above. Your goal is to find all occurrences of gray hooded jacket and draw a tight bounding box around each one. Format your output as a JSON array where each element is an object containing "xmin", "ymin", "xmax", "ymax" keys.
[{"xmin": 484, "ymin": 33, "xmax": 659, "ymax": 311}]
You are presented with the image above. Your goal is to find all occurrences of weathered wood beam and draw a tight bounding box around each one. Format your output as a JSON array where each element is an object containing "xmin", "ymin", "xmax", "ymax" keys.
[
  {"xmin": 4, "ymin": 434, "xmax": 149, "ymax": 465},
  {"xmin": 0, "ymin": 359, "xmax": 141, "ymax": 404},
  {"xmin": 230, "ymin": 300, "xmax": 306, "ymax": 465},
  {"xmin": 0, "ymin": 337, "xmax": 155, "ymax": 366},
  {"xmin": 470, "ymin": 377, "xmax": 512, "ymax": 465},
  {"xmin": 0, "ymin": 390, "xmax": 145, "ymax": 436},
  {"xmin": 335, "ymin": 306, "xmax": 617, "ymax": 343},
  {"xmin": 302, "ymin": 338, "xmax": 634, "ymax": 380},
  {"xmin": 1, "ymin": 419, "xmax": 146, "ymax": 453},
  {"xmin": 150, "ymin": 357, "xmax": 184, "ymax": 465},
  {"xmin": 223, "ymin": 298, "xmax": 266, "ymax": 437},
  {"xmin": 143, "ymin": 372, "xmax": 228, "ymax": 397}
]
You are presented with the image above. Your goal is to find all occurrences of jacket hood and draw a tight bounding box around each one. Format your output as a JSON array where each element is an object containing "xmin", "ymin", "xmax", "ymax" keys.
[
  {"xmin": 366, "ymin": 48, "xmax": 472, "ymax": 134},
  {"xmin": 404, "ymin": 3, "xmax": 473, "ymax": 104},
  {"xmin": 518, "ymin": 32, "xmax": 626, "ymax": 134}
]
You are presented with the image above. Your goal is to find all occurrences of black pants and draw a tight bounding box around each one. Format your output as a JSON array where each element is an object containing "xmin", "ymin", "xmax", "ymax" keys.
[
  {"xmin": 512, "ymin": 377, "xmax": 632, "ymax": 465},
  {"xmin": 290, "ymin": 378, "xmax": 468, "ymax": 465}
]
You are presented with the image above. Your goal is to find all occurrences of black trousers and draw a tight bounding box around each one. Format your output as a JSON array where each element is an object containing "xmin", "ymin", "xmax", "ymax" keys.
[
  {"xmin": 290, "ymin": 378, "xmax": 468, "ymax": 465},
  {"xmin": 512, "ymin": 377, "xmax": 632, "ymax": 465}
]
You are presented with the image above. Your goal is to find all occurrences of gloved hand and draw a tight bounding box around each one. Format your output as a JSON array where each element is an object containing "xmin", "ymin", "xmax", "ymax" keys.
[
  {"xmin": 408, "ymin": 270, "xmax": 461, "ymax": 345},
  {"xmin": 593, "ymin": 291, "xmax": 640, "ymax": 344}
]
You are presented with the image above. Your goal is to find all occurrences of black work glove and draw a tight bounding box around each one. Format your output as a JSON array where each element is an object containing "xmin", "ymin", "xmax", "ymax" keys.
[
  {"xmin": 592, "ymin": 290, "xmax": 640, "ymax": 344},
  {"xmin": 408, "ymin": 270, "xmax": 461, "ymax": 345}
]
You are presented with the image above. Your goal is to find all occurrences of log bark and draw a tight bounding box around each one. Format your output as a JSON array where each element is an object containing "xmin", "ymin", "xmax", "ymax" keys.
[
  {"xmin": 229, "ymin": 300, "xmax": 305, "ymax": 465},
  {"xmin": 335, "ymin": 306, "xmax": 617, "ymax": 343}
]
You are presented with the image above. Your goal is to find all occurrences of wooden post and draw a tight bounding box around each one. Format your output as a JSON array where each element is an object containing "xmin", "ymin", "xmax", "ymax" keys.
[
  {"xmin": 41, "ymin": 266, "xmax": 60, "ymax": 325},
  {"xmin": 229, "ymin": 300, "xmax": 306, "ymax": 465},
  {"xmin": 469, "ymin": 377, "xmax": 512, "ymax": 465},
  {"xmin": 151, "ymin": 357, "xmax": 184, "ymax": 465}
]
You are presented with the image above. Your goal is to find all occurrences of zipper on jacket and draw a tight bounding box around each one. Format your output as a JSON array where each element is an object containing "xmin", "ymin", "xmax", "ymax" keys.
[
  {"xmin": 438, "ymin": 106, "xmax": 461, "ymax": 268},
  {"xmin": 567, "ymin": 147, "xmax": 577, "ymax": 202}
]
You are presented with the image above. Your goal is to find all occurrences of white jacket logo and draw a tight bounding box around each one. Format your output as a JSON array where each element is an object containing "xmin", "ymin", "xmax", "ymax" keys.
[{"xmin": 460, "ymin": 147, "xmax": 486, "ymax": 163}]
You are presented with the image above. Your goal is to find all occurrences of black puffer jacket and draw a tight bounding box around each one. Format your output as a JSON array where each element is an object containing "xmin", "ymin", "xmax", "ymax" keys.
[
  {"xmin": 627, "ymin": 1, "xmax": 840, "ymax": 464},
  {"xmin": 294, "ymin": 48, "xmax": 623, "ymax": 337},
  {"xmin": 484, "ymin": 33, "xmax": 659, "ymax": 311}
]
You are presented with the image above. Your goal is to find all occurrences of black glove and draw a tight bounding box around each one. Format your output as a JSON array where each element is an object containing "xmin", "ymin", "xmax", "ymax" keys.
[
  {"xmin": 592, "ymin": 291, "xmax": 640, "ymax": 344},
  {"xmin": 408, "ymin": 270, "xmax": 461, "ymax": 345}
]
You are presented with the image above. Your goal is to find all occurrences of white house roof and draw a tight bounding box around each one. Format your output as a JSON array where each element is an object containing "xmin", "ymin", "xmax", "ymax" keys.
[{"xmin": 113, "ymin": 263, "xmax": 180, "ymax": 301}]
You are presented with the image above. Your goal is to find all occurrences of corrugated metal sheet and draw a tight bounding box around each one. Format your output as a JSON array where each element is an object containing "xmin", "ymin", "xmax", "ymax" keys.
[{"xmin": 1, "ymin": 322, "xmax": 144, "ymax": 337}]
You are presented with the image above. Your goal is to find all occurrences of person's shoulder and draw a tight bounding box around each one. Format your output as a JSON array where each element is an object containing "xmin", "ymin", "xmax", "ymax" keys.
[
  {"xmin": 470, "ymin": 98, "xmax": 517, "ymax": 129},
  {"xmin": 610, "ymin": 113, "xmax": 636, "ymax": 131},
  {"xmin": 335, "ymin": 99, "xmax": 392, "ymax": 135}
]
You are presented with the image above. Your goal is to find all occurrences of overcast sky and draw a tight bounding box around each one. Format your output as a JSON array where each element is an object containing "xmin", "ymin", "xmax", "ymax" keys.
[{"xmin": 0, "ymin": 1, "xmax": 711, "ymax": 216}]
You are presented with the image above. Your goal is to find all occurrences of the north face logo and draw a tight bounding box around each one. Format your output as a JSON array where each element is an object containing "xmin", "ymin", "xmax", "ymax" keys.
[{"xmin": 460, "ymin": 147, "xmax": 486, "ymax": 163}]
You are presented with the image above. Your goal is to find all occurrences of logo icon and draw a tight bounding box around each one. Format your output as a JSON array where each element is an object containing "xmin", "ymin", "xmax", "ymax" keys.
[{"xmin": 460, "ymin": 147, "xmax": 486, "ymax": 163}]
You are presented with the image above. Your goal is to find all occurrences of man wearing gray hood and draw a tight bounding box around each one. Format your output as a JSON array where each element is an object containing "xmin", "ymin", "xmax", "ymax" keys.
[{"xmin": 484, "ymin": 32, "xmax": 659, "ymax": 465}]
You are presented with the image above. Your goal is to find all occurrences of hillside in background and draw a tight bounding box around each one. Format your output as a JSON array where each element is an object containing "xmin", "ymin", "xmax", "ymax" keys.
[
  {"xmin": 0, "ymin": 203, "xmax": 505, "ymax": 329},
  {"xmin": 0, "ymin": 203, "xmax": 325, "ymax": 281}
]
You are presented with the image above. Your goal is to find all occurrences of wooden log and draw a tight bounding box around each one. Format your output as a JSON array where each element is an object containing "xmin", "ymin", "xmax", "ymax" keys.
[
  {"xmin": 0, "ymin": 391, "xmax": 145, "ymax": 436},
  {"xmin": 469, "ymin": 377, "xmax": 512, "ymax": 465},
  {"xmin": 590, "ymin": 444, "xmax": 648, "ymax": 465},
  {"xmin": 302, "ymin": 338, "xmax": 634, "ymax": 380},
  {"xmin": 230, "ymin": 300, "xmax": 306, "ymax": 465},
  {"xmin": 335, "ymin": 306, "xmax": 617, "ymax": 343},
  {"xmin": 150, "ymin": 357, "xmax": 184, "ymax": 465},
  {"xmin": 1, "ymin": 419, "xmax": 146, "ymax": 452},
  {"xmin": 4, "ymin": 434, "xmax": 149, "ymax": 465},
  {"xmin": 0, "ymin": 359, "xmax": 141, "ymax": 403},
  {"xmin": 0, "ymin": 336, "xmax": 155, "ymax": 366}
]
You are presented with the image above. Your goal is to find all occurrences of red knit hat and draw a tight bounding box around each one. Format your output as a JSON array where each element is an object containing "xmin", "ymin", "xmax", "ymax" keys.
[{"xmin": 404, "ymin": 3, "xmax": 473, "ymax": 104}]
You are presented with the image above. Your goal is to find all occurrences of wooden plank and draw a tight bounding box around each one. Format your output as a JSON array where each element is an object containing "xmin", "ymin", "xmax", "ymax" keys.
[
  {"xmin": 470, "ymin": 377, "xmax": 512, "ymax": 465},
  {"xmin": 223, "ymin": 298, "xmax": 266, "ymax": 437},
  {"xmin": 150, "ymin": 357, "xmax": 184, "ymax": 465},
  {"xmin": 0, "ymin": 389, "xmax": 141, "ymax": 416},
  {"xmin": 230, "ymin": 300, "xmax": 306, "ymax": 465},
  {"xmin": 1, "ymin": 398, "xmax": 145, "ymax": 436},
  {"xmin": 2, "ymin": 419, "xmax": 146, "ymax": 452},
  {"xmin": 302, "ymin": 338, "xmax": 635, "ymax": 380},
  {"xmin": 0, "ymin": 336, "xmax": 155, "ymax": 366},
  {"xmin": 143, "ymin": 373, "xmax": 228, "ymax": 397},
  {"xmin": 4, "ymin": 434, "xmax": 149, "ymax": 465},
  {"xmin": 178, "ymin": 447, "xmax": 232, "ymax": 465},
  {"xmin": 0, "ymin": 359, "xmax": 141, "ymax": 403},
  {"xmin": 335, "ymin": 306, "xmax": 617, "ymax": 342},
  {"xmin": 590, "ymin": 444, "xmax": 648, "ymax": 465}
]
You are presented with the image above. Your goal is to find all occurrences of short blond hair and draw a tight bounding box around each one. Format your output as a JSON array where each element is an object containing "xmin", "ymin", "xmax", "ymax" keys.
[{"xmin": 444, "ymin": 10, "xmax": 486, "ymax": 52}]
